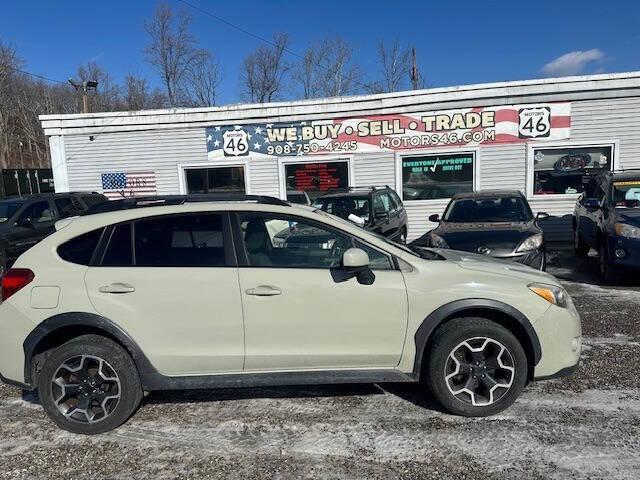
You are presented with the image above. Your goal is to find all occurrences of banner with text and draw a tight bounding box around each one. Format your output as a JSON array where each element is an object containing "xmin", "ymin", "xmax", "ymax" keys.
[{"xmin": 206, "ymin": 103, "xmax": 570, "ymax": 158}]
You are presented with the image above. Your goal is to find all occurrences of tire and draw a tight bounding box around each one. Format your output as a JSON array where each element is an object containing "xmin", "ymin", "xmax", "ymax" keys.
[
  {"xmin": 425, "ymin": 317, "xmax": 528, "ymax": 417},
  {"xmin": 399, "ymin": 228, "xmax": 407, "ymax": 245},
  {"xmin": 0, "ymin": 249, "xmax": 7, "ymax": 278},
  {"xmin": 599, "ymin": 241, "xmax": 618, "ymax": 284},
  {"xmin": 37, "ymin": 334, "xmax": 143, "ymax": 435},
  {"xmin": 573, "ymin": 227, "xmax": 589, "ymax": 257}
]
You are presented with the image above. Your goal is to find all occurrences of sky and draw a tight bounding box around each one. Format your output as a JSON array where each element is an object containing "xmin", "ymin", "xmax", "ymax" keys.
[{"xmin": 1, "ymin": 0, "xmax": 639, "ymax": 106}]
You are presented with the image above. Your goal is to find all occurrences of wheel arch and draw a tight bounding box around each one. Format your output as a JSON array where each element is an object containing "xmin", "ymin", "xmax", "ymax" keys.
[
  {"xmin": 23, "ymin": 312, "xmax": 156, "ymax": 388},
  {"xmin": 413, "ymin": 299, "xmax": 542, "ymax": 381}
]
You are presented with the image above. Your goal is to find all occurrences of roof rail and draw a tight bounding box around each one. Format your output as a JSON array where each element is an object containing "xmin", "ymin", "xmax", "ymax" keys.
[
  {"xmin": 320, "ymin": 185, "xmax": 391, "ymax": 196},
  {"xmin": 83, "ymin": 193, "xmax": 290, "ymax": 215}
]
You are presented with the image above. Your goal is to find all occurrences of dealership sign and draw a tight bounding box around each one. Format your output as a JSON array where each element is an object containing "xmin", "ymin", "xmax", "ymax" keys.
[{"xmin": 205, "ymin": 103, "xmax": 571, "ymax": 158}]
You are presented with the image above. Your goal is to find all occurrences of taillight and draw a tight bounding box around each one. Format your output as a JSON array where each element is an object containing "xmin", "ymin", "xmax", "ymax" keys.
[{"xmin": 1, "ymin": 269, "xmax": 35, "ymax": 300}]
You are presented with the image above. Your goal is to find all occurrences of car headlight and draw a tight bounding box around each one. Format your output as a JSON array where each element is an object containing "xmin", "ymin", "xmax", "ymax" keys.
[
  {"xmin": 614, "ymin": 223, "xmax": 640, "ymax": 239},
  {"xmin": 515, "ymin": 233, "xmax": 543, "ymax": 253},
  {"xmin": 428, "ymin": 233, "xmax": 449, "ymax": 248},
  {"xmin": 528, "ymin": 283, "xmax": 577, "ymax": 314}
]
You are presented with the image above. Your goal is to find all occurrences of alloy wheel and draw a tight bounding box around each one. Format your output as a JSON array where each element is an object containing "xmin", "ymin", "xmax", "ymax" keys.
[
  {"xmin": 444, "ymin": 337, "xmax": 515, "ymax": 406},
  {"xmin": 50, "ymin": 355, "xmax": 121, "ymax": 424}
]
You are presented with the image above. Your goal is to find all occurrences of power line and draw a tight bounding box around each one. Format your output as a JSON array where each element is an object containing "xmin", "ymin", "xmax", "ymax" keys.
[
  {"xmin": 5, "ymin": 65, "xmax": 67, "ymax": 85},
  {"xmin": 175, "ymin": 0, "xmax": 370, "ymax": 92}
]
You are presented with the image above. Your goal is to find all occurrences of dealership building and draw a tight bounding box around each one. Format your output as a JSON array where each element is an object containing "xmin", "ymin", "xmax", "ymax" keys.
[{"xmin": 40, "ymin": 72, "xmax": 640, "ymax": 241}]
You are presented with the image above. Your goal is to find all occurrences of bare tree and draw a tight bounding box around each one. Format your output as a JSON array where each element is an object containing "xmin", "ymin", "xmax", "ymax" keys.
[
  {"xmin": 184, "ymin": 52, "xmax": 221, "ymax": 107},
  {"xmin": 75, "ymin": 61, "xmax": 123, "ymax": 112},
  {"xmin": 144, "ymin": 4, "xmax": 206, "ymax": 107},
  {"xmin": 239, "ymin": 32, "xmax": 290, "ymax": 103},
  {"xmin": 376, "ymin": 39, "xmax": 411, "ymax": 93},
  {"xmin": 122, "ymin": 75, "xmax": 167, "ymax": 110},
  {"xmin": 293, "ymin": 37, "xmax": 361, "ymax": 99}
]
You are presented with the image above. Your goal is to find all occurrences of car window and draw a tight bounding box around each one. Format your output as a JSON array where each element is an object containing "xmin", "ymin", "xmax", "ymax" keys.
[
  {"xmin": 239, "ymin": 214, "xmax": 393, "ymax": 270},
  {"xmin": 134, "ymin": 214, "xmax": 227, "ymax": 267},
  {"xmin": 0, "ymin": 201, "xmax": 24, "ymax": 223},
  {"xmin": 19, "ymin": 201, "xmax": 53, "ymax": 223},
  {"xmin": 612, "ymin": 178, "xmax": 640, "ymax": 207},
  {"xmin": 102, "ymin": 223, "xmax": 133, "ymax": 266},
  {"xmin": 383, "ymin": 193, "xmax": 398, "ymax": 212},
  {"xmin": 373, "ymin": 195, "xmax": 387, "ymax": 214},
  {"xmin": 57, "ymin": 228, "xmax": 104, "ymax": 265},
  {"xmin": 80, "ymin": 195, "xmax": 106, "ymax": 208},
  {"xmin": 55, "ymin": 198, "xmax": 83, "ymax": 219},
  {"xmin": 389, "ymin": 190, "xmax": 403, "ymax": 210},
  {"xmin": 313, "ymin": 197, "xmax": 370, "ymax": 222}
]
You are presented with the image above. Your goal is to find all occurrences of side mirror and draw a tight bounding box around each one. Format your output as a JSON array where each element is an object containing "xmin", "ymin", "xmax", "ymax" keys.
[
  {"xmin": 16, "ymin": 217, "xmax": 34, "ymax": 228},
  {"xmin": 429, "ymin": 214, "xmax": 440, "ymax": 222},
  {"xmin": 584, "ymin": 198, "xmax": 600, "ymax": 209},
  {"xmin": 342, "ymin": 248, "xmax": 369, "ymax": 269},
  {"xmin": 332, "ymin": 248, "xmax": 375, "ymax": 285},
  {"xmin": 347, "ymin": 213, "xmax": 366, "ymax": 228},
  {"xmin": 536, "ymin": 212, "xmax": 550, "ymax": 221}
]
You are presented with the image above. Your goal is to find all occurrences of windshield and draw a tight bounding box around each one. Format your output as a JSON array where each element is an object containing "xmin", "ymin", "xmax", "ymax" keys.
[
  {"xmin": 0, "ymin": 201, "xmax": 24, "ymax": 223},
  {"xmin": 312, "ymin": 197, "xmax": 370, "ymax": 222},
  {"xmin": 612, "ymin": 179, "xmax": 640, "ymax": 208},
  {"xmin": 443, "ymin": 196, "xmax": 532, "ymax": 223}
]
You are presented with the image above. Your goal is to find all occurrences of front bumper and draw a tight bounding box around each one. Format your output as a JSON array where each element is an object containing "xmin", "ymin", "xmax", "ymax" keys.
[
  {"xmin": 487, "ymin": 247, "xmax": 545, "ymax": 270},
  {"xmin": 532, "ymin": 304, "xmax": 582, "ymax": 380},
  {"xmin": 605, "ymin": 235, "xmax": 640, "ymax": 270}
]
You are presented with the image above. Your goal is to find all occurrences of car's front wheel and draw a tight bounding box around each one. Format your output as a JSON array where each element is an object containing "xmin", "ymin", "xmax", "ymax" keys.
[
  {"xmin": 37, "ymin": 334, "xmax": 143, "ymax": 434},
  {"xmin": 426, "ymin": 317, "xmax": 528, "ymax": 417}
]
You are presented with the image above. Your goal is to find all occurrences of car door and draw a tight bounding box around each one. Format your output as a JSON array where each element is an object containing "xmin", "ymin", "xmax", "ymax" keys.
[
  {"xmin": 583, "ymin": 179, "xmax": 606, "ymax": 244},
  {"xmin": 8, "ymin": 200, "xmax": 56, "ymax": 257},
  {"xmin": 84, "ymin": 212, "xmax": 245, "ymax": 376},
  {"xmin": 234, "ymin": 212, "xmax": 408, "ymax": 371},
  {"xmin": 372, "ymin": 193, "xmax": 393, "ymax": 237}
]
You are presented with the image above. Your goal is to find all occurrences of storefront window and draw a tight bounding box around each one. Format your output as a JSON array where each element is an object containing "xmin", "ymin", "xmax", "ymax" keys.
[
  {"xmin": 185, "ymin": 167, "xmax": 245, "ymax": 194},
  {"xmin": 532, "ymin": 146, "xmax": 613, "ymax": 195},
  {"xmin": 284, "ymin": 161, "xmax": 349, "ymax": 202},
  {"xmin": 401, "ymin": 153, "xmax": 474, "ymax": 200}
]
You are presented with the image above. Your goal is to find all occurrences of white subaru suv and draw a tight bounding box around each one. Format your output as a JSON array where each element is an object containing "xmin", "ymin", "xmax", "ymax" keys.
[{"xmin": 0, "ymin": 196, "xmax": 581, "ymax": 434}]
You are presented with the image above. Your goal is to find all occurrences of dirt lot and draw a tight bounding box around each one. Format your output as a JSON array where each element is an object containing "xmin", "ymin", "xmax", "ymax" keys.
[{"xmin": 1, "ymin": 251, "xmax": 639, "ymax": 479}]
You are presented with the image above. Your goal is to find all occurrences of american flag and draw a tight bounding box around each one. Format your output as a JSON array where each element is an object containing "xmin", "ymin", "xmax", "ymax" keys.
[{"xmin": 101, "ymin": 171, "xmax": 157, "ymax": 200}]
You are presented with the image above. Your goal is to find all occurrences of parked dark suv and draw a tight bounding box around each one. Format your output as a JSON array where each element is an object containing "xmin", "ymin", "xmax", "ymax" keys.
[
  {"xmin": 0, "ymin": 192, "xmax": 107, "ymax": 274},
  {"xmin": 573, "ymin": 171, "xmax": 640, "ymax": 281},
  {"xmin": 312, "ymin": 186, "xmax": 408, "ymax": 243}
]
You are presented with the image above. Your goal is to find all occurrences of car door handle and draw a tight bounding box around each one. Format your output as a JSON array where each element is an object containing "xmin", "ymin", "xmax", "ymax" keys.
[
  {"xmin": 245, "ymin": 285, "xmax": 282, "ymax": 296},
  {"xmin": 99, "ymin": 283, "xmax": 136, "ymax": 294}
]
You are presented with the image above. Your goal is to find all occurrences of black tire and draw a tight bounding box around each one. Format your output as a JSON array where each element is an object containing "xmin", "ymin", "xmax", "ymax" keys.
[
  {"xmin": 0, "ymin": 249, "xmax": 7, "ymax": 278},
  {"xmin": 599, "ymin": 241, "xmax": 618, "ymax": 284},
  {"xmin": 37, "ymin": 334, "xmax": 143, "ymax": 435},
  {"xmin": 425, "ymin": 317, "xmax": 528, "ymax": 417},
  {"xmin": 573, "ymin": 227, "xmax": 589, "ymax": 257},
  {"xmin": 399, "ymin": 227, "xmax": 407, "ymax": 244}
]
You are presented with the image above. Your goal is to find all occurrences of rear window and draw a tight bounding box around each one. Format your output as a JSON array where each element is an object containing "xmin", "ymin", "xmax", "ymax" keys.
[
  {"xmin": 81, "ymin": 195, "xmax": 107, "ymax": 208},
  {"xmin": 57, "ymin": 228, "xmax": 104, "ymax": 265}
]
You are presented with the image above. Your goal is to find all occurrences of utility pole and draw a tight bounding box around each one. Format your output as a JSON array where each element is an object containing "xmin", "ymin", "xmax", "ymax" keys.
[
  {"xmin": 68, "ymin": 79, "xmax": 98, "ymax": 113},
  {"xmin": 410, "ymin": 47, "xmax": 419, "ymax": 90}
]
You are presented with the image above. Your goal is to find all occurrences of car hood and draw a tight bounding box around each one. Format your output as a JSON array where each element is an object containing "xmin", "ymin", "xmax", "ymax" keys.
[
  {"xmin": 433, "ymin": 221, "xmax": 539, "ymax": 253},
  {"xmin": 432, "ymin": 247, "xmax": 559, "ymax": 285},
  {"xmin": 615, "ymin": 208, "xmax": 640, "ymax": 226}
]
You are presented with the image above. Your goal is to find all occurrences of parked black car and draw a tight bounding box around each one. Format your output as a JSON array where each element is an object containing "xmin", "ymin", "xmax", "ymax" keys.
[
  {"xmin": 573, "ymin": 171, "xmax": 640, "ymax": 281},
  {"xmin": 411, "ymin": 190, "xmax": 549, "ymax": 270},
  {"xmin": 0, "ymin": 192, "xmax": 107, "ymax": 274},
  {"xmin": 312, "ymin": 186, "xmax": 408, "ymax": 243}
]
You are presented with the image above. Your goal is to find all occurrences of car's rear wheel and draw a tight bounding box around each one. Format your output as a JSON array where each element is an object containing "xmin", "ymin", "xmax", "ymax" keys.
[
  {"xmin": 425, "ymin": 317, "xmax": 528, "ymax": 417},
  {"xmin": 574, "ymin": 227, "xmax": 589, "ymax": 256},
  {"xmin": 37, "ymin": 334, "xmax": 143, "ymax": 434}
]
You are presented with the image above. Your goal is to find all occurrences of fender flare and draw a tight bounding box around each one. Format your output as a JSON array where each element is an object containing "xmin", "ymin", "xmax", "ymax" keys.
[
  {"xmin": 412, "ymin": 298, "xmax": 542, "ymax": 378},
  {"xmin": 22, "ymin": 312, "xmax": 157, "ymax": 386}
]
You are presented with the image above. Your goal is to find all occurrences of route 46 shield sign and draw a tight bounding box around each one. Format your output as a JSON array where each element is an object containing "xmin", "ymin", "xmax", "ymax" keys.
[
  {"xmin": 518, "ymin": 107, "xmax": 551, "ymax": 138},
  {"xmin": 223, "ymin": 129, "xmax": 249, "ymax": 156}
]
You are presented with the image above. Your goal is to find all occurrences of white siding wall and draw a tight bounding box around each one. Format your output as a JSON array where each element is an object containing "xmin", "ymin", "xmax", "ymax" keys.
[{"xmin": 60, "ymin": 96, "xmax": 640, "ymax": 244}]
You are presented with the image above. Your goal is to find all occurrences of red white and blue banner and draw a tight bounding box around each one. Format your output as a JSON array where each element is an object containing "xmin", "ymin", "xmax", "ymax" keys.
[
  {"xmin": 206, "ymin": 103, "xmax": 571, "ymax": 158},
  {"xmin": 101, "ymin": 171, "xmax": 157, "ymax": 199}
]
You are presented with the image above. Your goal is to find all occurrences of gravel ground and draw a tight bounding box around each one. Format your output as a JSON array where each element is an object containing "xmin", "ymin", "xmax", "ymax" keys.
[{"xmin": 0, "ymin": 251, "xmax": 639, "ymax": 479}]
